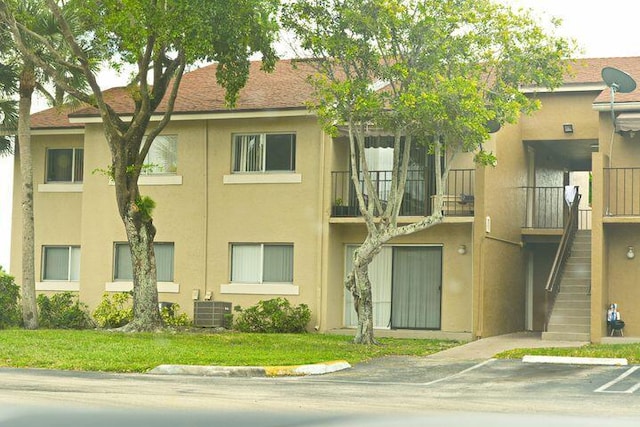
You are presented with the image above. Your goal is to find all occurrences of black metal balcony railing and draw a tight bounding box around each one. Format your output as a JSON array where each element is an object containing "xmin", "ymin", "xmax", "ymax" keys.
[
  {"xmin": 522, "ymin": 186, "xmax": 565, "ymax": 229},
  {"xmin": 331, "ymin": 169, "xmax": 474, "ymax": 218},
  {"xmin": 604, "ymin": 167, "xmax": 640, "ymax": 216}
]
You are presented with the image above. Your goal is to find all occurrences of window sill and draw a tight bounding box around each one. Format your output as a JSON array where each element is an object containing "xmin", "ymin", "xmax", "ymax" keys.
[
  {"xmin": 223, "ymin": 173, "xmax": 302, "ymax": 185},
  {"xmin": 139, "ymin": 175, "xmax": 183, "ymax": 186},
  {"xmin": 36, "ymin": 281, "xmax": 80, "ymax": 291},
  {"xmin": 107, "ymin": 175, "xmax": 183, "ymax": 186},
  {"xmin": 38, "ymin": 183, "xmax": 83, "ymax": 193},
  {"xmin": 105, "ymin": 282, "xmax": 180, "ymax": 293},
  {"xmin": 220, "ymin": 283, "xmax": 299, "ymax": 295}
]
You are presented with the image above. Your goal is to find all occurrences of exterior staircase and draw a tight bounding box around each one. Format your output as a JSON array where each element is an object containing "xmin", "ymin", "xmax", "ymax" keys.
[{"xmin": 542, "ymin": 230, "xmax": 591, "ymax": 342}]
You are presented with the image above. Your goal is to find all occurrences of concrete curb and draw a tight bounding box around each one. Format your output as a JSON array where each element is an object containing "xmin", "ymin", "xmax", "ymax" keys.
[
  {"xmin": 522, "ymin": 355, "xmax": 628, "ymax": 366},
  {"xmin": 149, "ymin": 360, "xmax": 351, "ymax": 377}
]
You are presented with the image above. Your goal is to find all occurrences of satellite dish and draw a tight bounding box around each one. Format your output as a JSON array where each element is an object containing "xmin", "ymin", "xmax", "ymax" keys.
[
  {"xmin": 602, "ymin": 67, "xmax": 637, "ymax": 169},
  {"xmin": 601, "ymin": 67, "xmax": 637, "ymax": 126},
  {"xmin": 602, "ymin": 67, "xmax": 636, "ymax": 94}
]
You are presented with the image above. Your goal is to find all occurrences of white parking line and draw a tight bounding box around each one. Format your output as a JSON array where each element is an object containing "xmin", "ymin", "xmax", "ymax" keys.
[
  {"xmin": 594, "ymin": 366, "xmax": 640, "ymax": 393},
  {"xmin": 420, "ymin": 359, "xmax": 496, "ymax": 386}
]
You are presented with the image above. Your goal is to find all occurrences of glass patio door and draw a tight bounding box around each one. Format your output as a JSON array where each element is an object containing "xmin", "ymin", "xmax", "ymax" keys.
[{"xmin": 391, "ymin": 246, "xmax": 442, "ymax": 330}]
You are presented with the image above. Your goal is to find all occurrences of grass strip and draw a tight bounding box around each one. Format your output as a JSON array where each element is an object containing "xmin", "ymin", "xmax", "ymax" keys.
[
  {"xmin": 496, "ymin": 343, "xmax": 640, "ymax": 364},
  {"xmin": 0, "ymin": 329, "xmax": 460, "ymax": 373}
]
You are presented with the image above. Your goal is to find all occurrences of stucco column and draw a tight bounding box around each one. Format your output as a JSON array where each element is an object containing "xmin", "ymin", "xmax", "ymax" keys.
[{"xmin": 590, "ymin": 152, "xmax": 606, "ymax": 343}]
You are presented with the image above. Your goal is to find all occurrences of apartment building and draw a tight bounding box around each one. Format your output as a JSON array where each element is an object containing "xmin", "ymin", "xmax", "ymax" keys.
[{"xmin": 10, "ymin": 57, "xmax": 640, "ymax": 342}]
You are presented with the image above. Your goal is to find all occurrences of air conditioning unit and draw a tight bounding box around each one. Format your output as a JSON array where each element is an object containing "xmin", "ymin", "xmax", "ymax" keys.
[{"xmin": 194, "ymin": 301, "xmax": 232, "ymax": 328}]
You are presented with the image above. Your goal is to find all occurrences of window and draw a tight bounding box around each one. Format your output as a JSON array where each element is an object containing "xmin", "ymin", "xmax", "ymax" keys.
[
  {"xmin": 42, "ymin": 246, "xmax": 80, "ymax": 281},
  {"xmin": 233, "ymin": 133, "xmax": 296, "ymax": 173},
  {"xmin": 231, "ymin": 244, "xmax": 293, "ymax": 283},
  {"xmin": 46, "ymin": 148, "xmax": 84, "ymax": 182},
  {"xmin": 143, "ymin": 135, "xmax": 178, "ymax": 175},
  {"xmin": 114, "ymin": 242, "xmax": 174, "ymax": 282}
]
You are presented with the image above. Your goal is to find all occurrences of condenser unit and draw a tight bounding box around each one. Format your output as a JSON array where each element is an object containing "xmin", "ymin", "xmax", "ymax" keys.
[{"xmin": 194, "ymin": 301, "xmax": 232, "ymax": 328}]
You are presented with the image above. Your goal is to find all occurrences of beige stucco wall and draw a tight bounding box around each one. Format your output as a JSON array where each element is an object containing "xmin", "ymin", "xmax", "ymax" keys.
[
  {"xmin": 475, "ymin": 118, "xmax": 528, "ymax": 338},
  {"xmin": 604, "ymin": 224, "xmax": 640, "ymax": 337},
  {"xmin": 10, "ymin": 133, "xmax": 85, "ymax": 286},
  {"xmin": 76, "ymin": 121, "xmax": 211, "ymax": 314},
  {"xmin": 327, "ymin": 222, "xmax": 474, "ymax": 333},
  {"xmin": 204, "ymin": 116, "xmax": 327, "ymax": 326},
  {"xmin": 520, "ymin": 92, "xmax": 600, "ymax": 142}
]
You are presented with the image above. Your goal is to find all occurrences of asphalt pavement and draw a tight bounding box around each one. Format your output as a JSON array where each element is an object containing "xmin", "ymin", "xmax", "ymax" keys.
[{"xmin": 150, "ymin": 331, "xmax": 598, "ymax": 377}]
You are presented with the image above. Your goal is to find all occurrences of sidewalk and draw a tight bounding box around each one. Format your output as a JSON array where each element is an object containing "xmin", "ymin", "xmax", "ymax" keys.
[{"xmin": 426, "ymin": 331, "xmax": 588, "ymax": 361}]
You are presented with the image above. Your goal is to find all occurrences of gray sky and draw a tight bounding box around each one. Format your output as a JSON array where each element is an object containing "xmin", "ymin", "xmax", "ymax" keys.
[{"xmin": 2, "ymin": 0, "xmax": 640, "ymax": 272}]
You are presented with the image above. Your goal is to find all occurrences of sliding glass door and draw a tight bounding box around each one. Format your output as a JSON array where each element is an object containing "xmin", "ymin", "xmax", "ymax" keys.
[{"xmin": 344, "ymin": 245, "xmax": 442, "ymax": 330}]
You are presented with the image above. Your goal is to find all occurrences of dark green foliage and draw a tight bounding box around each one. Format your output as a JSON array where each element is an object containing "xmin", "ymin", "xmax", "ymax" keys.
[
  {"xmin": 0, "ymin": 270, "xmax": 21, "ymax": 328},
  {"xmin": 37, "ymin": 292, "xmax": 95, "ymax": 329},
  {"xmin": 94, "ymin": 292, "xmax": 191, "ymax": 328},
  {"xmin": 93, "ymin": 292, "xmax": 133, "ymax": 328},
  {"xmin": 234, "ymin": 298, "xmax": 311, "ymax": 333}
]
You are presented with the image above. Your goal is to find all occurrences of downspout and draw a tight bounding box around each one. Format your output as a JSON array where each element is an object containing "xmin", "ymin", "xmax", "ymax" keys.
[
  {"xmin": 203, "ymin": 120, "xmax": 209, "ymax": 297},
  {"xmin": 315, "ymin": 127, "xmax": 327, "ymax": 331}
]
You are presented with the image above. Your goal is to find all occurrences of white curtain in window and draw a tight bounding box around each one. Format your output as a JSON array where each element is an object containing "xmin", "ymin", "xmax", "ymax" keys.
[
  {"xmin": 144, "ymin": 135, "xmax": 177, "ymax": 174},
  {"xmin": 115, "ymin": 244, "xmax": 133, "ymax": 281},
  {"xmin": 43, "ymin": 247, "xmax": 70, "ymax": 280},
  {"xmin": 69, "ymin": 247, "xmax": 81, "ymax": 281},
  {"xmin": 263, "ymin": 245, "xmax": 293, "ymax": 282},
  {"xmin": 231, "ymin": 245, "xmax": 261, "ymax": 283},
  {"xmin": 155, "ymin": 244, "xmax": 174, "ymax": 282},
  {"xmin": 235, "ymin": 135, "xmax": 263, "ymax": 172},
  {"xmin": 343, "ymin": 245, "xmax": 392, "ymax": 328}
]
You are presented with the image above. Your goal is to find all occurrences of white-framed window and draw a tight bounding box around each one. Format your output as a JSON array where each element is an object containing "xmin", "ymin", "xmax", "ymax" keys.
[
  {"xmin": 142, "ymin": 135, "xmax": 178, "ymax": 175},
  {"xmin": 114, "ymin": 242, "xmax": 174, "ymax": 282},
  {"xmin": 42, "ymin": 246, "xmax": 80, "ymax": 281},
  {"xmin": 231, "ymin": 243, "xmax": 293, "ymax": 283},
  {"xmin": 232, "ymin": 133, "xmax": 296, "ymax": 173},
  {"xmin": 46, "ymin": 148, "xmax": 84, "ymax": 182}
]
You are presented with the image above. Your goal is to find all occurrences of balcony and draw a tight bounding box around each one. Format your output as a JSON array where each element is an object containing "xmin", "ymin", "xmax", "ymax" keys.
[
  {"xmin": 522, "ymin": 186, "xmax": 592, "ymax": 232},
  {"xmin": 331, "ymin": 169, "xmax": 475, "ymax": 218},
  {"xmin": 604, "ymin": 167, "xmax": 640, "ymax": 217}
]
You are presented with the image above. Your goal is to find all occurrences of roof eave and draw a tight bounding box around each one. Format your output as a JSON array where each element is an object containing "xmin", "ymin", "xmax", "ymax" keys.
[{"xmin": 68, "ymin": 107, "xmax": 314, "ymax": 124}]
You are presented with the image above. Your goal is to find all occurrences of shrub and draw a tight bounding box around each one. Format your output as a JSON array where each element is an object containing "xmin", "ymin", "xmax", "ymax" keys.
[
  {"xmin": 160, "ymin": 303, "xmax": 192, "ymax": 328},
  {"xmin": 94, "ymin": 293, "xmax": 192, "ymax": 328},
  {"xmin": 0, "ymin": 270, "xmax": 21, "ymax": 328},
  {"xmin": 234, "ymin": 298, "xmax": 311, "ymax": 333},
  {"xmin": 37, "ymin": 292, "xmax": 95, "ymax": 329},
  {"xmin": 93, "ymin": 292, "xmax": 133, "ymax": 328}
]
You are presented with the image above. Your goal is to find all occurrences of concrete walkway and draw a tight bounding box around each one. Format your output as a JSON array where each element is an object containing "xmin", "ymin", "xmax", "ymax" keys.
[{"xmin": 425, "ymin": 331, "xmax": 588, "ymax": 361}]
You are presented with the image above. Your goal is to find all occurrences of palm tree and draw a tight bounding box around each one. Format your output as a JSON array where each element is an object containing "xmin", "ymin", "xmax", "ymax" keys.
[{"xmin": 1, "ymin": 1, "xmax": 87, "ymax": 328}]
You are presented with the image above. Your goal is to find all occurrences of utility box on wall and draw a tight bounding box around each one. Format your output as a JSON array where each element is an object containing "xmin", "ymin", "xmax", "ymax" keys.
[{"xmin": 194, "ymin": 301, "xmax": 232, "ymax": 328}]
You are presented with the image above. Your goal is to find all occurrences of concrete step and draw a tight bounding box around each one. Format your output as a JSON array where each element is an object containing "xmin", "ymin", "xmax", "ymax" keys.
[
  {"xmin": 542, "ymin": 331, "xmax": 590, "ymax": 341},
  {"xmin": 558, "ymin": 278, "xmax": 591, "ymax": 287},
  {"xmin": 552, "ymin": 300, "xmax": 590, "ymax": 310},
  {"xmin": 548, "ymin": 314, "xmax": 590, "ymax": 324},
  {"xmin": 556, "ymin": 293, "xmax": 590, "ymax": 303},
  {"xmin": 552, "ymin": 307, "xmax": 590, "ymax": 317},
  {"xmin": 547, "ymin": 326, "xmax": 590, "ymax": 335}
]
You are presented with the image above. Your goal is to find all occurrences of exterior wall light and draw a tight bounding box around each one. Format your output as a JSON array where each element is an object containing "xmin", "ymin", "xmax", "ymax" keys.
[
  {"xmin": 458, "ymin": 245, "xmax": 467, "ymax": 255},
  {"xmin": 627, "ymin": 246, "xmax": 635, "ymax": 260},
  {"xmin": 563, "ymin": 123, "xmax": 574, "ymax": 134}
]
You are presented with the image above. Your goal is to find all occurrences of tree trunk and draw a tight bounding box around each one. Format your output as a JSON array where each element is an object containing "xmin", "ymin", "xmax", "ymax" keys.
[
  {"xmin": 353, "ymin": 264, "xmax": 376, "ymax": 344},
  {"xmin": 18, "ymin": 65, "xmax": 38, "ymax": 329},
  {"xmin": 346, "ymin": 237, "xmax": 385, "ymax": 345},
  {"xmin": 119, "ymin": 203, "xmax": 163, "ymax": 332}
]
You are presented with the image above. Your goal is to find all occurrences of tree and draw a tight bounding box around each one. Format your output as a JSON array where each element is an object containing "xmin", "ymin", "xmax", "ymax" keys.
[
  {"xmin": 0, "ymin": 0, "xmax": 278, "ymax": 331},
  {"xmin": 283, "ymin": 0, "xmax": 574, "ymax": 343},
  {"xmin": 0, "ymin": 1, "xmax": 88, "ymax": 329}
]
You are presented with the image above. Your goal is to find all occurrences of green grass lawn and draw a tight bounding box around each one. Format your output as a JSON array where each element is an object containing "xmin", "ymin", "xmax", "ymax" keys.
[
  {"xmin": 0, "ymin": 329, "xmax": 460, "ymax": 373},
  {"xmin": 496, "ymin": 343, "xmax": 640, "ymax": 364}
]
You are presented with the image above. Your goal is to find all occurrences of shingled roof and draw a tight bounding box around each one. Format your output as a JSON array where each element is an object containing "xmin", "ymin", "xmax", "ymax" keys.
[
  {"xmin": 31, "ymin": 59, "xmax": 317, "ymax": 129},
  {"xmin": 29, "ymin": 56, "xmax": 640, "ymax": 130}
]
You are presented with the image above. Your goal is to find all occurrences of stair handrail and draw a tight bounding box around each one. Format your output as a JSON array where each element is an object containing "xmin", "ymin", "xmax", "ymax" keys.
[{"xmin": 544, "ymin": 187, "xmax": 581, "ymax": 330}]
